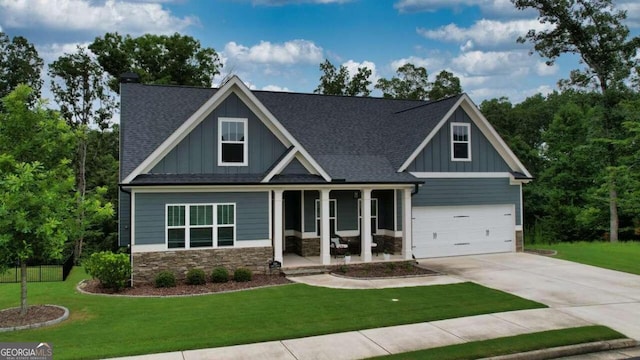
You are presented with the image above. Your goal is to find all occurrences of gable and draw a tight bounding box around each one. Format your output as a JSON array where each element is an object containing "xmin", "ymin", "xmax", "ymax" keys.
[
  {"xmin": 122, "ymin": 76, "xmax": 331, "ymax": 184},
  {"xmin": 406, "ymin": 107, "xmax": 511, "ymax": 173},
  {"xmin": 149, "ymin": 93, "xmax": 287, "ymax": 175},
  {"xmin": 280, "ymin": 158, "xmax": 311, "ymax": 175}
]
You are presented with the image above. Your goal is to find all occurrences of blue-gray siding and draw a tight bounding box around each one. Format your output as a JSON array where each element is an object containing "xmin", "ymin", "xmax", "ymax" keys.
[
  {"xmin": 119, "ymin": 190, "xmax": 131, "ymax": 246},
  {"xmin": 407, "ymin": 108, "xmax": 511, "ymax": 173},
  {"xmin": 284, "ymin": 191, "xmax": 302, "ymax": 232},
  {"xmin": 373, "ymin": 190, "xmax": 394, "ymax": 231},
  {"xmin": 150, "ymin": 93, "xmax": 286, "ymax": 174},
  {"xmin": 281, "ymin": 158, "xmax": 310, "ymax": 175},
  {"xmin": 413, "ymin": 178, "xmax": 521, "ymax": 225},
  {"xmin": 303, "ymin": 191, "xmax": 318, "ymax": 233},
  {"xmin": 334, "ymin": 190, "xmax": 358, "ymax": 231},
  {"xmin": 134, "ymin": 192, "xmax": 269, "ymax": 245}
]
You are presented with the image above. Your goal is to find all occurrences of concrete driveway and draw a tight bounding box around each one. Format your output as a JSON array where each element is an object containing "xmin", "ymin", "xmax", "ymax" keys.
[{"xmin": 418, "ymin": 253, "xmax": 640, "ymax": 340}]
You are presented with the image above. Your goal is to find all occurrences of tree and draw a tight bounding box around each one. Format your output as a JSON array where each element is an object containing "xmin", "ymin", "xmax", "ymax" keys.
[
  {"xmin": 0, "ymin": 86, "xmax": 75, "ymax": 315},
  {"xmin": 0, "ymin": 32, "xmax": 43, "ymax": 102},
  {"xmin": 314, "ymin": 59, "xmax": 372, "ymax": 96},
  {"xmin": 48, "ymin": 46, "xmax": 116, "ymax": 261},
  {"xmin": 375, "ymin": 63, "xmax": 429, "ymax": 100},
  {"xmin": 429, "ymin": 70, "xmax": 462, "ymax": 100},
  {"xmin": 89, "ymin": 32, "xmax": 222, "ymax": 93},
  {"xmin": 513, "ymin": 0, "xmax": 640, "ymax": 241}
]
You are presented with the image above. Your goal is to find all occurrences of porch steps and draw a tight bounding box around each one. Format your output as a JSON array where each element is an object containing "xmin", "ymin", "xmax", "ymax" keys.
[{"xmin": 282, "ymin": 267, "xmax": 332, "ymax": 276}]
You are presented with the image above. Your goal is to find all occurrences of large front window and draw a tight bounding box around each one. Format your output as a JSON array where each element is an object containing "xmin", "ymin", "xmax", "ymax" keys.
[
  {"xmin": 451, "ymin": 123, "xmax": 471, "ymax": 161},
  {"xmin": 166, "ymin": 203, "xmax": 236, "ymax": 249},
  {"xmin": 218, "ymin": 117, "xmax": 248, "ymax": 166}
]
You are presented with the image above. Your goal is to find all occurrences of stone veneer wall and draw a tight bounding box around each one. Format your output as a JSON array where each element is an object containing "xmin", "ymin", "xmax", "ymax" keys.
[
  {"xmin": 515, "ymin": 230, "xmax": 524, "ymax": 252},
  {"xmin": 132, "ymin": 247, "xmax": 272, "ymax": 285},
  {"xmin": 300, "ymin": 238, "xmax": 320, "ymax": 256}
]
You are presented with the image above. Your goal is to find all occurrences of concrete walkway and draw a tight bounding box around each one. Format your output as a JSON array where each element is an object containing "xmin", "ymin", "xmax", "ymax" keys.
[{"xmin": 108, "ymin": 259, "xmax": 632, "ymax": 360}]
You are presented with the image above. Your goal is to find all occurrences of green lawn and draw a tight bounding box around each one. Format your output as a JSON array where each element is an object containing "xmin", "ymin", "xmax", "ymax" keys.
[
  {"xmin": 0, "ymin": 268, "xmax": 544, "ymax": 360},
  {"xmin": 375, "ymin": 326, "xmax": 625, "ymax": 360},
  {"xmin": 528, "ymin": 241, "xmax": 640, "ymax": 275}
]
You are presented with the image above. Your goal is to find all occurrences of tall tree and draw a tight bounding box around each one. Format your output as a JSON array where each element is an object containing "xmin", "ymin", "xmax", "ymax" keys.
[
  {"xmin": 314, "ymin": 59, "xmax": 372, "ymax": 96},
  {"xmin": 375, "ymin": 63, "xmax": 430, "ymax": 100},
  {"xmin": 0, "ymin": 86, "xmax": 75, "ymax": 315},
  {"xmin": 513, "ymin": 0, "xmax": 640, "ymax": 241},
  {"xmin": 89, "ymin": 32, "xmax": 222, "ymax": 93},
  {"xmin": 48, "ymin": 46, "xmax": 116, "ymax": 261},
  {"xmin": 0, "ymin": 32, "xmax": 43, "ymax": 102},
  {"xmin": 429, "ymin": 70, "xmax": 462, "ymax": 100}
]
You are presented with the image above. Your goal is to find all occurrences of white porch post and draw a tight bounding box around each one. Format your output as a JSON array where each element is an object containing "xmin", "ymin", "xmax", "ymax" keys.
[
  {"xmin": 320, "ymin": 189, "xmax": 331, "ymax": 265},
  {"xmin": 402, "ymin": 188, "xmax": 413, "ymax": 260},
  {"xmin": 361, "ymin": 188, "xmax": 372, "ymax": 262},
  {"xmin": 273, "ymin": 189, "xmax": 284, "ymax": 264}
]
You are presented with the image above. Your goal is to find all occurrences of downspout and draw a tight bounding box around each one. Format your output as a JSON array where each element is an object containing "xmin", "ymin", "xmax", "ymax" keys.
[
  {"xmin": 410, "ymin": 182, "xmax": 420, "ymax": 260},
  {"xmin": 118, "ymin": 184, "xmax": 133, "ymax": 286}
]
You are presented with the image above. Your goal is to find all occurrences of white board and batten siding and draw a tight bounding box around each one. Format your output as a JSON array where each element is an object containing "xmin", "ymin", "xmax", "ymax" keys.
[{"xmin": 412, "ymin": 204, "xmax": 515, "ymax": 258}]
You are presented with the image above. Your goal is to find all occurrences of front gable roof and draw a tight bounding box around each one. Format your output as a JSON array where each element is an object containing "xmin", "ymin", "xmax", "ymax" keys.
[
  {"xmin": 121, "ymin": 76, "xmax": 330, "ymax": 184},
  {"xmin": 396, "ymin": 94, "xmax": 532, "ymax": 178}
]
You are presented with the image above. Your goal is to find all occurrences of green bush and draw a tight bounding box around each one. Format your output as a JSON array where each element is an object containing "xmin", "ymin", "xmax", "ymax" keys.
[
  {"xmin": 155, "ymin": 271, "xmax": 176, "ymax": 288},
  {"xmin": 186, "ymin": 268, "xmax": 206, "ymax": 285},
  {"xmin": 84, "ymin": 251, "xmax": 131, "ymax": 291},
  {"xmin": 234, "ymin": 268, "xmax": 252, "ymax": 282},
  {"xmin": 211, "ymin": 267, "xmax": 229, "ymax": 283}
]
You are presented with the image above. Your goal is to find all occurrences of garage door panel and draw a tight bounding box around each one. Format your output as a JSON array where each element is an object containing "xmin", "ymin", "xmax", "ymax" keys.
[{"xmin": 412, "ymin": 205, "xmax": 515, "ymax": 258}]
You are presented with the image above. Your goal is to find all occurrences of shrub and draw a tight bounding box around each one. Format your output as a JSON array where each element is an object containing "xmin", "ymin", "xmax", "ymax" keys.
[
  {"xmin": 337, "ymin": 265, "xmax": 348, "ymax": 274},
  {"xmin": 186, "ymin": 268, "xmax": 206, "ymax": 285},
  {"xmin": 234, "ymin": 268, "xmax": 252, "ymax": 282},
  {"xmin": 155, "ymin": 271, "xmax": 176, "ymax": 288},
  {"xmin": 211, "ymin": 267, "xmax": 229, "ymax": 283},
  {"xmin": 84, "ymin": 251, "xmax": 131, "ymax": 291}
]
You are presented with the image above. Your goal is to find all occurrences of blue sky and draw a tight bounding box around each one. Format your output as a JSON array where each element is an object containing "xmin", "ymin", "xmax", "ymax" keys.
[{"xmin": 1, "ymin": 0, "xmax": 639, "ymax": 104}]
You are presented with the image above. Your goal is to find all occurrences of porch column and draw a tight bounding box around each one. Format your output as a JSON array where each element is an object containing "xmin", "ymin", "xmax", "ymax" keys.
[
  {"xmin": 361, "ymin": 188, "xmax": 372, "ymax": 262},
  {"xmin": 273, "ymin": 189, "xmax": 284, "ymax": 264},
  {"xmin": 320, "ymin": 189, "xmax": 331, "ymax": 265},
  {"xmin": 402, "ymin": 188, "xmax": 413, "ymax": 260}
]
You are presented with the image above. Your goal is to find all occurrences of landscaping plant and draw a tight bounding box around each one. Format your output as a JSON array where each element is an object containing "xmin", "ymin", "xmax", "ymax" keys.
[
  {"xmin": 84, "ymin": 251, "xmax": 130, "ymax": 291},
  {"xmin": 186, "ymin": 268, "xmax": 206, "ymax": 285},
  {"xmin": 234, "ymin": 268, "xmax": 252, "ymax": 282},
  {"xmin": 211, "ymin": 267, "xmax": 229, "ymax": 283},
  {"xmin": 154, "ymin": 271, "xmax": 176, "ymax": 288}
]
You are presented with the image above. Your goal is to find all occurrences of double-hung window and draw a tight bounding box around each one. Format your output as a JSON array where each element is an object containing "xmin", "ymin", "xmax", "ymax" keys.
[
  {"xmin": 218, "ymin": 117, "xmax": 248, "ymax": 166},
  {"xmin": 451, "ymin": 123, "xmax": 471, "ymax": 161},
  {"xmin": 166, "ymin": 204, "xmax": 236, "ymax": 249}
]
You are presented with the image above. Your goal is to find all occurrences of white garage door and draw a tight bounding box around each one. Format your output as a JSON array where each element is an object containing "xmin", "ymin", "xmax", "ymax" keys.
[{"xmin": 412, "ymin": 204, "xmax": 515, "ymax": 258}]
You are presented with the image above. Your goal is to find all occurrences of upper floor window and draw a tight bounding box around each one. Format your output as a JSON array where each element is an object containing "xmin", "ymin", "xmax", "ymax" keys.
[
  {"xmin": 218, "ymin": 117, "xmax": 248, "ymax": 166},
  {"xmin": 451, "ymin": 123, "xmax": 471, "ymax": 161}
]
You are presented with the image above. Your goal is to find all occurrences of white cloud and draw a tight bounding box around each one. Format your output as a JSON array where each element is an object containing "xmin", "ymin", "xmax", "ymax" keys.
[
  {"xmin": 418, "ymin": 19, "xmax": 548, "ymax": 49},
  {"xmin": 452, "ymin": 50, "xmax": 531, "ymax": 76},
  {"xmin": 620, "ymin": 1, "xmax": 640, "ymax": 28},
  {"xmin": 224, "ymin": 40, "xmax": 323, "ymax": 65},
  {"xmin": 535, "ymin": 61, "xmax": 558, "ymax": 76},
  {"xmin": 342, "ymin": 59, "xmax": 378, "ymax": 83},
  {"xmin": 262, "ymin": 84, "xmax": 291, "ymax": 91},
  {"xmin": 37, "ymin": 42, "xmax": 92, "ymax": 64},
  {"xmin": 389, "ymin": 56, "xmax": 445, "ymax": 72},
  {"xmin": 0, "ymin": 0, "xmax": 196, "ymax": 34}
]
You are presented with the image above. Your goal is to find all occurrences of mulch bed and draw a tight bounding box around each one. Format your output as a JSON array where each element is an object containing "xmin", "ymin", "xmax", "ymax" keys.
[
  {"xmin": 0, "ymin": 305, "xmax": 65, "ymax": 328},
  {"xmin": 331, "ymin": 262, "xmax": 438, "ymax": 278},
  {"xmin": 81, "ymin": 274, "xmax": 293, "ymax": 296}
]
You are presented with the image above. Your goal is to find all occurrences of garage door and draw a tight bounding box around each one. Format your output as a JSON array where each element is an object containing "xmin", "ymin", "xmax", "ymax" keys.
[{"xmin": 412, "ymin": 204, "xmax": 515, "ymax": 258}]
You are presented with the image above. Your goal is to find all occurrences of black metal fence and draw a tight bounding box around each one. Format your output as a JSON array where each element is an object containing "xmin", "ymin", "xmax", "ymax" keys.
[{"xmin": 0, "ymin": 256, "xmax": 74, "ymax": 283}]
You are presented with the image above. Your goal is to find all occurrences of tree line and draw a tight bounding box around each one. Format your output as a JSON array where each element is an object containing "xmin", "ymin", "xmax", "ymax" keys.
[{"xmin": 1, "ymin": 0, "xmax": 639, "ymax": 287}]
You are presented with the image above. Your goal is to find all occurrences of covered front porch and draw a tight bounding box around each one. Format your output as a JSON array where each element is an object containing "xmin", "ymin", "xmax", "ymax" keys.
[{"xmin": 272, "ymin": 187, "xmax": 414, "ymax": 268}]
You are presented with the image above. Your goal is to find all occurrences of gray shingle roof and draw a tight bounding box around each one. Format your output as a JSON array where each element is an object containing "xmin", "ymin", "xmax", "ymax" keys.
[{"xmin": 121, "ymin": 82, "xmax": 463, "ymax": 185}]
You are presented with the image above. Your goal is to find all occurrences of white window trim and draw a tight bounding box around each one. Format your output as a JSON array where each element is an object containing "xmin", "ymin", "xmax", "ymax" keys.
[
  {"xmin": 218, "ymin": 117, "xmax": 248, "ymax": 167},
  {"xmin": 165, "ymin": 203, "xmax": 236, "ymax": 250},
  {"xmin": 315, "ymin": 199, "xmax": 337, "ymax": 236},
  {"xmin": 358, "ymin": 198, "xmax": 379, "ymax": 234},
  {"xmin": 451, "ymin": 122, "xmax": 471, "ymax": 162}
]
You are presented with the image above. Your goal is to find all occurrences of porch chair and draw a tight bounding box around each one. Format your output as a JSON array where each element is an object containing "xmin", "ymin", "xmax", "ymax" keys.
[{"xmin": 329, "ymin": 223, "xmax": 349, "ymax": 258}]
